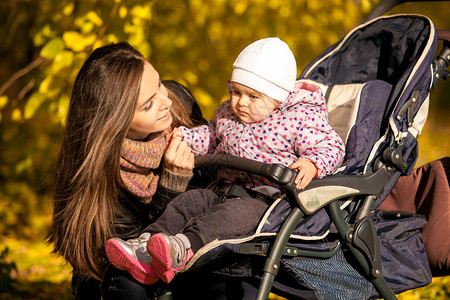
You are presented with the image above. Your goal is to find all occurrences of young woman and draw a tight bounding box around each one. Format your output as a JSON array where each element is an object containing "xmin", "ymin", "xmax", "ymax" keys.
[{"xmin": 46, "ymin": 42, "xmax": 206, "ymax": 299}]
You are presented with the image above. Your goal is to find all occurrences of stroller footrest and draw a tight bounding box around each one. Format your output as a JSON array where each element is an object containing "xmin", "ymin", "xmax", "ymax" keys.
[{"xmin": 349, "ymin": 216, "xmax": 383, "ymax": 278}]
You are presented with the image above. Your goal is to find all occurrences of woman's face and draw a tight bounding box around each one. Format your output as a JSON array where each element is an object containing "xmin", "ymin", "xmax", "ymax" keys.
[
  {"xmin": 127, "ymin": 62, "xmax": 172, "ymax": 140},
  {"xmin": 230, "ymin": 82, "xmax": 279, "ymax": 123}
]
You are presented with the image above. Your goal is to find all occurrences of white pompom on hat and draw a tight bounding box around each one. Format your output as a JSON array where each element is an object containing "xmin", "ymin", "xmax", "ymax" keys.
[{"xmin": 231, "ymin": 37, "xmax": 297, "ymax": 102}]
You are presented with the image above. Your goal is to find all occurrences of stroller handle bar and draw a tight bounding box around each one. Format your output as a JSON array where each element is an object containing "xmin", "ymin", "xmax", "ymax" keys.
[{"xmin": 195, "ymin": 154, "xmax": 393, "ymax": 215}]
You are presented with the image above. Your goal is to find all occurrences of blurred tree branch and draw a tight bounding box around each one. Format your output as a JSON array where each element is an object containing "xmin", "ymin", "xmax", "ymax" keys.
[{"xmin": 0, "ymin": 56, "xmax": 49, "ymax": 97}]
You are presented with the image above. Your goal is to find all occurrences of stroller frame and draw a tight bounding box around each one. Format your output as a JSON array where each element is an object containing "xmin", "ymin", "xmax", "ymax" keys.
[
  {"xmin": 196, "ymin": 150, "xmax": 397, "ymax": 299},
  {"xmin": 195, "ymin": 9, "xmax": 450, "ymax": 300}
]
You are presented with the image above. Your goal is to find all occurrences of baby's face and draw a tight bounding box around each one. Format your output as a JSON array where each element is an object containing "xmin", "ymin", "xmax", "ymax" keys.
[{"xmin": 229, "ymin": 82, "xmax": 279, "ymax": 123}]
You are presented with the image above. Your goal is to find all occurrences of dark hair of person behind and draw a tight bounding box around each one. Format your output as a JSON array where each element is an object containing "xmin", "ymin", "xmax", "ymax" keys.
[{"xmin": 163, "ymin": 80, "xmax": 207, "ymax": 128}]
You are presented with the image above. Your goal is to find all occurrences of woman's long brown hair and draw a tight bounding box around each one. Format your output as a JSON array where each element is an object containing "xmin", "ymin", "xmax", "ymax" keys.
[{"xmin": 47, "ymin": 42, "xmax": 146, "ymax": 280}]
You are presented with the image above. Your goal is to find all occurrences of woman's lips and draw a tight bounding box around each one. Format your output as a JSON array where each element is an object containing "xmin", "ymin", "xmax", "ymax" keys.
[{"xmin": 158, "ymin": 110, "xmax": 171, "ymax": 121}]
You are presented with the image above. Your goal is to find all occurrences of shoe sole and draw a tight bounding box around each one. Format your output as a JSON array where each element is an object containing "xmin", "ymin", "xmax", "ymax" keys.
[
  {"xmin": 147, "ymin": 234, "xmax": 176, "ymax": 283},
  {"xmin": 105, "ymin": 239, "xmax": 158, "ymax": 285}
]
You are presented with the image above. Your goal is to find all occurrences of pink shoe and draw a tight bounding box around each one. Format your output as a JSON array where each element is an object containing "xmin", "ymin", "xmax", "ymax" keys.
[
  {"xmin": 105, "ymin": 233, "xmax": 158, "ymax": 285},
  {"xmin": 147, "ymin": 233, "xmax": 194, "ymax": 283}
]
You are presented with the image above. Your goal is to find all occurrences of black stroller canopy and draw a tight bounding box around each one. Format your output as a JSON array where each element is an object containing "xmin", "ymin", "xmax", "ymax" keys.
[{"xmin": 303, "ymin": 15, "xmax": 435, "ymax": 98}]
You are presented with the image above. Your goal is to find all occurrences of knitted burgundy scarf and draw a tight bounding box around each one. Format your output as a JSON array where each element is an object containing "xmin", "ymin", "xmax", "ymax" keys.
[{"xmin": 119, "ymin": 130, "xmax": 170, "ymax": 204}]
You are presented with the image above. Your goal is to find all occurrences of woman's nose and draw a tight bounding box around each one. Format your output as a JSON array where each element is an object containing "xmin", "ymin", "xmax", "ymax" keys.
[
  {"xmin": 162, "ymin": 94, "xmax": 172, "ymax": 108},
  {"xmin": 159, "ymin": 85, "xmax": 172, "ymax": 108}
]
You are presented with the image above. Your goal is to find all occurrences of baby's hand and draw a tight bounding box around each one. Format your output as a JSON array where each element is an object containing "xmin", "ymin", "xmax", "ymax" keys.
[{"xmin": 289, "ymin": 158, "xmax": 318, "ymax": 190}]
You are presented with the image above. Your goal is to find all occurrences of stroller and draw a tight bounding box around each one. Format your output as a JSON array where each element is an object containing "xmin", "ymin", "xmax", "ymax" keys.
[{"xmin": 188, "ymin": 9, "xmax": 450, "ymax": 300}]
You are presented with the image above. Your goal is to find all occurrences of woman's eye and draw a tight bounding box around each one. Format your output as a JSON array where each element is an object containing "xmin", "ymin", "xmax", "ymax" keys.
[
  {"xmin": 250, "ymin": 95, "xmax": 258, "ymax": 100},
  {"xmin": 144, "ymin": 101, "xmax": 153, "ymax": 111}
]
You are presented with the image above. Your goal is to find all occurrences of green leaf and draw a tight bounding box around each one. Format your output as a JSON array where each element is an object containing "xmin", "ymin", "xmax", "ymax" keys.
[{"xmin": 40, "ymin": 38, "xmax": 64, "ymax": 60}]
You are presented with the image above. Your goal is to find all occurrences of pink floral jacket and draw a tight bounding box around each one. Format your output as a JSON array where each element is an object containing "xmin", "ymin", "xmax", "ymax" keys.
[{"xmin": 181, "ymin": 81, "xmax": 345, "ymax": 187}]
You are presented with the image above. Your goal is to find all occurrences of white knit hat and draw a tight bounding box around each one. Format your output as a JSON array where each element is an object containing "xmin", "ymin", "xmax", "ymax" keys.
[{"xmin": 231, "ymin": 37, "xmax": 297, "ymax": 102}]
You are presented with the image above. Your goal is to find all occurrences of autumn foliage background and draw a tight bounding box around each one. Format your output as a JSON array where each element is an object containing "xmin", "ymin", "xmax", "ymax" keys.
[{"xmin": 0, "ymin": 0, "xmax": 449, "ymax": 299}]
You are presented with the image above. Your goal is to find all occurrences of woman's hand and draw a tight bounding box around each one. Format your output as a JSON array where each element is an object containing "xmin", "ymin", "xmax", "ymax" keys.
[
  {"xmin": 289, "ymin": 158, "xmax": 318, "ymax": 190},
  {"xmin": 163, "ymin": 129, "xmax": 194, "ymax": 175}
]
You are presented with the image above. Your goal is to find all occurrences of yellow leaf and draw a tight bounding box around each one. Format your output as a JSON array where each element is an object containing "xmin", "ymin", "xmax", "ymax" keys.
[
  {"xmin": 279, "ymin": 6, "xmax": 290, "ymax": 18},
  {"xmin": 124, "ymin": 21, "xmax": 135, "ymax": 34},
  {"xmin": 129, "ymin": 26, "xmax": 145, "ymax": 45},
  {"xmin": 74, "ymin": 17, "xmax": 85, "ymax": 30},
  {"xmin": 93, "ymin": 39, "xmax": 104, "ymax": 51},
  {"xmin": 80, "ymin": 22, "xmax": 94, "ymax": 34},
  {"xmin": 307, "ymin": 31, "xmax": 322, "ymax": 50},
  {"xmin": 11, "ymin": 108, "xmax": 22, "ymax": 122},
  {"xmin": 55, "ymin": 95, "xmax": 70, "ymax": 125},
  {"xmin": 209, "ymin": 21, "xmax": 223, "ymax": 39},
  {"xmin": 138, "ymin": 42, "xmax": 152, "ymax": 59},
  {"xmin": 0, "ymin": 95, "xmax": 8, "ymax": 109},
  {"xmin": 234, "ymin": 1, "xmax": 247, "ymax": 15},
  {"xmin": 300, "ymin": 14, "xmax": 316, "ymax": 27},
  {"xmin": 38, "ymin": 75, "xmax": 62, "ymax": 97},
  {"xmin": 184, "ymin": 71, "xmax": 198, "ymax": 85},
  {"xmin": 42, "ymin": 24, "xmax": 54, "ymax": 38},
  {"xmin": 39, "ymin": 77, "xmax": 51, "ymax": 94},
  {"xmin": 33, "ymin": 30, "xmax": 46, "ymax": 47},
  {"xmin": 51, "ymin": 50, "xmax": 74, "ymax": 73},
  {"xmin": 40, "ymin": 38, "xmax": 64, "ymax": 59},
  {"xmin": 84, "ymin": 33, "xmax": 97, "ymax": 45},
  {"xmin": 267, "ymin": 0, "xmax": 281, "ymax": 10},
  {"xmin": 24, "ymin": 93, "xmax": 46, "ymax": 119},
  {"xmin": 86, "ymin": 11, "xmax": 103, "ymax": 27},
  {"xmin": 63, "ymin": 31, "xmax": 96, "ymax": 52},
  {"xmin": 398, "ymin": 294, "xmax": 417, "ymax": 300},
  {"xmin": 193, "ymin": 88, "xmax": 215, "ymax": 119},
  {"xmin": 16, "ymin": 156, "xmax": 33, "ymax": 174},
  {"xmin": 332, "ymin": 8, "xmax": 344, "ymax": 22},
  {"xmin": 119, "ymin": 6, "xmax": 128, "ymax": 19},
  {"xmin": 361, "ymin": 0, "xmax": 373, "ymax": 13},
  {"xmin": 62, "ymin": 3, "xmax": 74, "ymax": 16},
  {"xmin": 105, "ymin": 34, "xmax": 119, "ymax": 44},
  {"xmin": 131, "ymin": 4, "xmax": 152, "ymax": 20},
  {"xmin": 63, "ymin": 31, "xmax": 85, "ymax": 52}
]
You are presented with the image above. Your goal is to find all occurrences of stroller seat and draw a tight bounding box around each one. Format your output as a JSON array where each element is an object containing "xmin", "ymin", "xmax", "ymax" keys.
[{"xmin": 190, "ymin": 13, "xmax": 444, "ymax": 300}]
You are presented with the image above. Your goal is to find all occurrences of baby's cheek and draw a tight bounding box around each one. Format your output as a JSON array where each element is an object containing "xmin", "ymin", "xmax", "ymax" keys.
[{"xmin": 250, "ymin": 108, "xmax": 271, "ymax": 122}]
